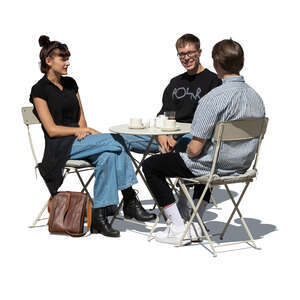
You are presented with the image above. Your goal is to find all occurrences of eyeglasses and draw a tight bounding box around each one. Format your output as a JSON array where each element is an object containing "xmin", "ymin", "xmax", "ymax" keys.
[
  {"xmin": 46, "ymin": 43, "xmax": 68, "ymax": 57},
  {"xmin": 177, "ymin": 50, "xmax": 198, "ymax": 59}
]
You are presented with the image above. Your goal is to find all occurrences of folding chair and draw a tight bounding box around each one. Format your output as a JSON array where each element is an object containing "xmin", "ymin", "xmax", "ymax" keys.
[
  {"xmin": 22, "ymin": 106, "xmax": 95, "ymax": 227},
  {"xmin": 149, "ymin": 117, "xmax": 268, "ymax": 257}
]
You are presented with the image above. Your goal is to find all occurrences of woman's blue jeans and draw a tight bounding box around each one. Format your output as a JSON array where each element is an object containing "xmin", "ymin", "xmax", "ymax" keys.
[
  {"xmin": 69, "ymin": 133, "xmax": 138, "ymax": 208},
  {"xmin": 119, "ymin": 133, "xmax": 192, "ymax": 153}
]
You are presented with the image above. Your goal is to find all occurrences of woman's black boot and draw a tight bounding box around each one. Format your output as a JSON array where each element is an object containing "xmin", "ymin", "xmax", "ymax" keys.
[
  {"xmin": 91, "ymin": 207, "xmax": 120, "ymax": 237},
  {"xmin": 122, "ymin": 189, "xmax": 156, "ymax": 222}
]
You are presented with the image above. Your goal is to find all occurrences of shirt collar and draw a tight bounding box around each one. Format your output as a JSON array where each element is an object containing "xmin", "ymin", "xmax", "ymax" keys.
[
  {"xmin": 223, "ymin": 75, "xmax": 245, "ymax": 83},
  {"xmin": 41, "ymin": 75, "xmax": 49, "ymax": 84},
  {"xmin": 41, "ymin": 75, "xmax": 54, "ymax": 86},
  {"xmin": 42, "ymin": 75, "xmax": 65, "ymax": 87}
]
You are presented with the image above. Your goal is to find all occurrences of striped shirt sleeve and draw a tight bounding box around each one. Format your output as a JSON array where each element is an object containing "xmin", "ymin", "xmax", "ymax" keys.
[{"xmin": 190, "ymin": 91, "xmax": 228, "ymax": 139}]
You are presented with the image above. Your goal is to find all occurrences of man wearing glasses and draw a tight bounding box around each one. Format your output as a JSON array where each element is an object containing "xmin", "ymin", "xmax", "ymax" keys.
[
  {"xmin": 119, "ymin": 34, "xmax": 221, "ymax": 219},
  {"xmin": 120, "ymin": 33, "xmax": 221, "ymax": 154}
]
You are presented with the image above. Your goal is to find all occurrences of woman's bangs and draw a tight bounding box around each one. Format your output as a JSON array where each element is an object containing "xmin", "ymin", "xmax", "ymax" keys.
[{"xmin": 52, "ymin": 47, "xmax": 71, "ymax": 59}]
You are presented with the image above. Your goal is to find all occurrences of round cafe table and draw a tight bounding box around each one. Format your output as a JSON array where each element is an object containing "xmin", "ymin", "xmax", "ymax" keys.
[
  {"xmin": 109, "ymin": 122, "xmax": 191, "ymax": 177},
  {"xmin": 109, "ymin": 122, "xmax": 191, "ymax": 136},
  {"xmin": 109, "ymin": 122, "xmax": 191, "ymax": 224}
]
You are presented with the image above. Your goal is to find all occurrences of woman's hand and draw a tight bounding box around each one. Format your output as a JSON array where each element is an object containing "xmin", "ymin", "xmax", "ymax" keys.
[
  {"xmin": 75, "ymin": 128, "xmax": 90, "ymax": 141},
  {"xmin": 88, "ymin": 128, "xmax": 101, "ymax": 135},
  {"xmin": 75, "ymin": 127, "xmax": 101, "ymax": 141}
]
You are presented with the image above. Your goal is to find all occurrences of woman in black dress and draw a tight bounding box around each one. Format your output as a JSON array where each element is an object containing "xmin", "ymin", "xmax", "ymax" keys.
[{"xmin": 30, "ymin": 35, "xmax": 156, "ymax": 238}]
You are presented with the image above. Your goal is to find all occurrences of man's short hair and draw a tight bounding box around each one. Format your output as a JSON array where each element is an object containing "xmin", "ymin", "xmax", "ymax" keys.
[
  {"xmin": 176, "ymin": 34, "xmax": 201, "ymax": 50},
  {"xmin": 212, "ymin": 39, "xmax": 244, "ymax": 74}
]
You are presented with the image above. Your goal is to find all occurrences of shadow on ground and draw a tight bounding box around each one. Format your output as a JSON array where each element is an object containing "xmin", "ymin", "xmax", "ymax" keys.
[{"xmin": 110, "ymin": 186, "xmax": 277, "ymax": 244}]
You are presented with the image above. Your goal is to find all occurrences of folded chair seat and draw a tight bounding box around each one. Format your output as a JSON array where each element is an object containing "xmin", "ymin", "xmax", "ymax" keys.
[
  {"xmin": 184, "ymin": 169, "xmax": 257, "ymax": 185},
  {"xmin": 65, "ymin": 159, "xmax": 94, "ymax": 168}
]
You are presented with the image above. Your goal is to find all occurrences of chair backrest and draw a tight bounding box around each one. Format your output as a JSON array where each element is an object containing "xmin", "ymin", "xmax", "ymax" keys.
[
  {"xmin": 213, "ymin": 118, "xmax": 268, "ymax": 141},
  {"xmin": 208, "ymin": 117, "xmax": 268, "ymax": 179},
  {"xmin": 22, "ymin": 106, "xmax": 40, "ymax": 125},
  {"xmin": 21, "ymin": 106, "xmax": 41, "ymax": 167}
]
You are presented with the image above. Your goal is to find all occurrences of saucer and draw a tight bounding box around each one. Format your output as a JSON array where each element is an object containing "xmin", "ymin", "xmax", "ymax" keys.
[
  {"xmin": 160, "ymin": 126, "xmax": 180, "ymax": 132},
  {"xmin": 128, "ymin": 125, "xmax": 146, "ymax": 129}
]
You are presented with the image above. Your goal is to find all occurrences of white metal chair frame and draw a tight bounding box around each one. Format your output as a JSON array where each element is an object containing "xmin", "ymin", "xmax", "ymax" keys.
[
  {"xmin": 149, "ymin": 117, "xmax": 268, "ymax": 257},
  {"xmin": 22, "ymin": 106, "xmax": 95, "ymax": 227}
]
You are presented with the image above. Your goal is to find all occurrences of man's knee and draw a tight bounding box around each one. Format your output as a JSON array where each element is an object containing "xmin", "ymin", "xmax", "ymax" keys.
[
  {"xmin": 142, "ymin": 158, "xmax": 151, "ymax": 175},
  {"xmin": 142, "ymin": 156, "xmax": 158, "ymax": 175}
]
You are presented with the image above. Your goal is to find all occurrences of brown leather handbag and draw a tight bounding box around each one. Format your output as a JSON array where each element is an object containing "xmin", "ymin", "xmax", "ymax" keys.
[{"xmin": 48, "ymin": 191, "xmax": 92, "ymax": 237}]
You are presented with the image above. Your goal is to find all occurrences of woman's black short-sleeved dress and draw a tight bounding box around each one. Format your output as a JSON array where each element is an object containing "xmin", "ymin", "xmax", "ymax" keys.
[{"xmin": 29, "ymin": 75, "xmax": 80, "ymax": 195}]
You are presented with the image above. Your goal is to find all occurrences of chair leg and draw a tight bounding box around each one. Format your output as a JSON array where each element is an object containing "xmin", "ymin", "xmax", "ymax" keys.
[
  {"xmin": 190, "ymin": 222, "xmax": 202, "ymax": 242},
  {"xmin": 134, "ymin": 136, "xmax": 155, "ymax": 175},
  {"xmin": 210, "ymin": 187, "xmax": 221, "ymax": 209},
  {"xmin": 62, "ymin": 168, "xmax": 70, "ymax": 180},
  {"xmin": 167, "ymin": 177, "xmax": 180, "ymax": 196},
  {"xmin": 80, "ymin": 173, "xmax": 94, "ymax": 194},
  {"xmin": 128, "ymin": 151, "xmax": 163, "ymax": 217},
  {"xmin": 222, "ymin": 183, "xmax": 257, "ymax": 248},
  {"xmin": 147, "ymin": 211, "xmax": 162, "ymax": 241},
  {"xmin": 75, "ymin": 169, "xmax": 94, "ymax": 204},
  {"xmin": 110, "ymin": 198, "xmax": 124, "ymax": 226},
  {"xmin": 29, "ymin": 199, "xmax": 49, "ymax": 227},
  {"xmin": 178, "ymin": 180, "xmax": 217, "ymax": 257}
]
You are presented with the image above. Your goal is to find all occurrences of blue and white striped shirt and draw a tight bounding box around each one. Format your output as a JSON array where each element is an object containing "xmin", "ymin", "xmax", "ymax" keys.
[{"xmin": 180, "ymin": 75, "xmax": 265, "ymax": 177}]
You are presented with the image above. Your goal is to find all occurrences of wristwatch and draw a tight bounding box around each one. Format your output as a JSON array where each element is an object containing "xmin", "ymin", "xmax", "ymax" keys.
[{"xmin": 173, "ymin": 134, "xmax": 183, "ymax": 141}]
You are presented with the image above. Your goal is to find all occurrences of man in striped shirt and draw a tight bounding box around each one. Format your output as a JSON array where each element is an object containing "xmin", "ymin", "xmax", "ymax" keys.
[{"xmin": 142, "ymin": 39, "xmax": 265, "ymax": 245}]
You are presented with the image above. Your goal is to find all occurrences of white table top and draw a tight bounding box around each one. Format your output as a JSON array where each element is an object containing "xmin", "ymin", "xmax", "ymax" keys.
[{"xmin": 109, "ymin": 122, "xmax": 191, "ymax": 136}]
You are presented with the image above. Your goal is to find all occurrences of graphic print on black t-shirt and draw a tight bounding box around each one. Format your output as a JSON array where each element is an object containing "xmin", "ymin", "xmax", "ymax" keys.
[
  {"xmin": 172, "ymin": 86, "xmax": 202, "ymax": 102},
  {"xmin": 157, "ymin": 69, "xmax": 222, "ymax": 123}
]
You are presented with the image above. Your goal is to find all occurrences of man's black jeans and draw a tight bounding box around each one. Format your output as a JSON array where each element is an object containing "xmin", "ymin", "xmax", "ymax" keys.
[{"xmin": 142, "ymin": 152, "xmax": 211, "ymax": 207}]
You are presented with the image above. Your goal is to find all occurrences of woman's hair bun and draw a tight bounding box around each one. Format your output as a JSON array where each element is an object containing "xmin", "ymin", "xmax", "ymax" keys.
[{"xmin": 39, "ymin": 35, "xmax": 51, "ymax": 47}]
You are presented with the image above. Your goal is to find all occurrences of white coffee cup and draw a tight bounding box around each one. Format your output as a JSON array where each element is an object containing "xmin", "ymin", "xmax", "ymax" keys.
[
  {"xmin": 149, "ymin": 119, "xmax": 156, "ymax": 128},
  {"xmin": 143, "ymin": 119, "xmax": 150, "ymax": 128},
  {"xmin": 163, "ymin": 119, "xmax": 176, "ymax": 129},
  {"xmin": 129, "ymin": 118, "xmax": 143, "ymax": 128},
  {"xmin": 156, "ymin": 115, "xmax": 167, "ymax": 128}
]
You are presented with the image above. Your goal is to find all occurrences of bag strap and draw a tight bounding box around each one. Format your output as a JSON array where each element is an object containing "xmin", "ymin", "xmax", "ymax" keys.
[{"xmin": 65, "ymin": 196, "xmax": 92, "ymax": 238}]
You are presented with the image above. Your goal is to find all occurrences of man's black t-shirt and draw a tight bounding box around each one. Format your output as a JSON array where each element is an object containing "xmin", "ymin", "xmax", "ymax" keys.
[
  {"xmin": 157, "ymin": 68, "xmax": 222, "ymax": 123},
  {"xmin": 29, "ymin": 75, "xmax": 80, "ymax": 195}
]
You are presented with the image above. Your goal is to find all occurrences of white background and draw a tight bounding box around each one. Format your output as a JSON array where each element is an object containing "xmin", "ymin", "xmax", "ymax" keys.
[{"xmin": 1, "ymin": 0, "xmax": 299, "ymax": 299}]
